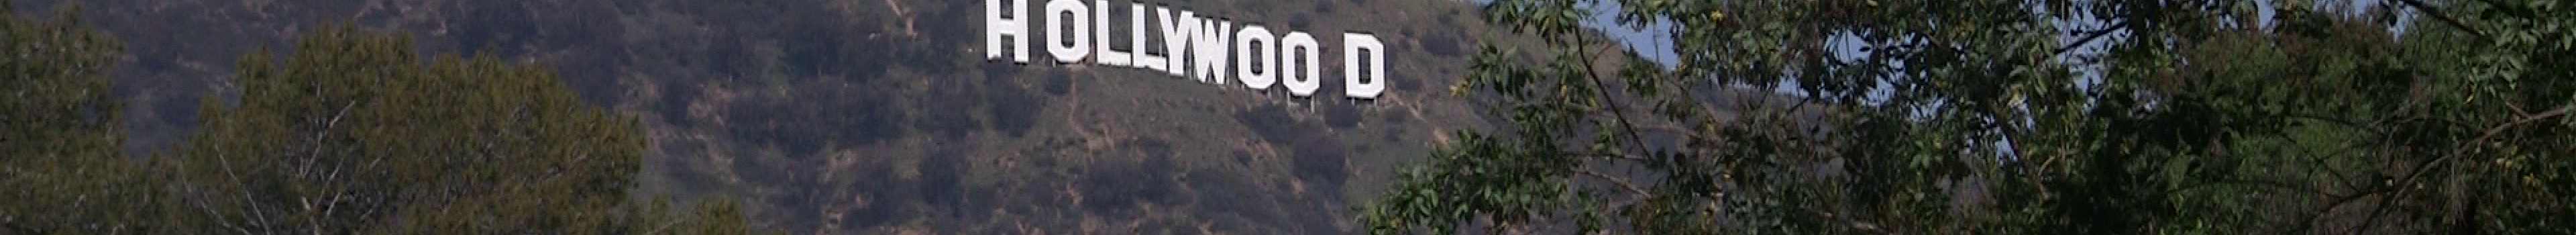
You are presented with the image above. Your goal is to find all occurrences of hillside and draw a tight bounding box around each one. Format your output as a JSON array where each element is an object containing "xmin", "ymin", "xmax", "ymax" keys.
[{"xmin": 13, "ymin": 0, "xmax": 1526, "ymax": 233}]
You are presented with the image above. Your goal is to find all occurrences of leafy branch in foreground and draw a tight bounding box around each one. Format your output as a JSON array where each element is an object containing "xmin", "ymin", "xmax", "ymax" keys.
[{"xmin": 1363, "ymin": 0, "xmax": 2576, "ymax": 234}]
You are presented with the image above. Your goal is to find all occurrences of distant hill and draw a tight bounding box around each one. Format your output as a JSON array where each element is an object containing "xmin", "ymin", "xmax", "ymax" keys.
[{"xmin": 14, "ymin": 0, "xmax": 1530, "ymax": 234}]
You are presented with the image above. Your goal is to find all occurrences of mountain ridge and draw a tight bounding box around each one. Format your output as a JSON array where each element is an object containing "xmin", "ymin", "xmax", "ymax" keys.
[{"xmin": 12, "ymin": 0, "xmax": 1526, "ymax": 233}]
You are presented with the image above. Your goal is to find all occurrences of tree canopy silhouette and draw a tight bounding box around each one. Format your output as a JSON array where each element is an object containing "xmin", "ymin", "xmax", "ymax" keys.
[{"xmin": 1363, "ymin": 0, "xmax": 2576, "ymax": 234}]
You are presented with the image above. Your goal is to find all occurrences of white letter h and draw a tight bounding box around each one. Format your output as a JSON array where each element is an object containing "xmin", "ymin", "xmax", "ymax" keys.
[{"xmin": 987, "ymin": 0, "xmax": 1030, "ymax": 63}]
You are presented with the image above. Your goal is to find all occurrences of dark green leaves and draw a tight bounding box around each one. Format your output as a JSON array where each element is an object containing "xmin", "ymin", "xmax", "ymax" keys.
[{"xmin": 1364, "ymin": 0, "xmax": 2576, "ymax": 234}]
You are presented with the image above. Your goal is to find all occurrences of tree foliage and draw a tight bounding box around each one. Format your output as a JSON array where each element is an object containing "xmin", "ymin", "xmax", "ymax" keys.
[
  {"xmin": 162, "ymin": 26, "xmax": 753, "ymax": 234},
  {"xmin": 1364, "ymin": 0, "xmax": 2576, "ymax": 234},
  {"xmin": 2, "ymin": 4, "xmax": 759, "ymax": 233},
  {"xmin": 1, "ymin": 3, "xmax": 188, "ymax": 234}
]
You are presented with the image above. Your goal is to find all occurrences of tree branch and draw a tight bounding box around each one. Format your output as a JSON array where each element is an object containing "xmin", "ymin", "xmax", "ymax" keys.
[
  {"xmin": 2051, "ymin": 20, "xmax": 2131, "ymax": 57},
  {"xmin": 1578, "ymin": 167, "xmax": 1653, "ymax": 198},
  {"xmin": 2393, "ymin": 0, "xmax": 2489, "ymax": 39},
  {"xmin": 2404, "ymin": 105, "xmax": 2572, "ymax": 187},
  {"xmin": 2310, "ymin": 105, "xmax": 2575, "ymax": 233},
  {"xmin": 1574, "ymin": 32, "xmax": 1655, "ymax": 164}
]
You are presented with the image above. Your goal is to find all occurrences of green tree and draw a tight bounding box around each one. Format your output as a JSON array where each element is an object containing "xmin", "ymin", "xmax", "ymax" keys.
[
  {"xmin": 162, "ymin": 26, "xmax": 757, "ymax": 234},
  {"xmin": 1, "ymin": 2, "xmax": 193, "ymax": 234},
  {"xmin": 1362, "ymin": 0, "xmax": 2575, "ymax": 234},
  {"xmin": 3, "ymin": 9, "xmax": 761, "ymax": 232}
]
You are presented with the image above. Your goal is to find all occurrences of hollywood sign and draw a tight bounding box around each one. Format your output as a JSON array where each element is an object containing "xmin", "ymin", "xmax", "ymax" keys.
[{"xmin": 984, "ymin": 0, "xmax": 1390, "ymax": 99}]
